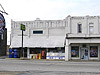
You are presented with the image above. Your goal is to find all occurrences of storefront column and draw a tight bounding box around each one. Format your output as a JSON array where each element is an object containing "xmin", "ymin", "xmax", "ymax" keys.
[
  {"xmin": 98, "ymin": 45, "xmax": 100, "ymax": 60},
  {"xmin": 65, "ymin": 45, "xmax": 69, "ymax": 61},
  {"xmin": 27, "ymin": 48, "xmax": 30, "ymax": 59},
  {"xmin": 65, "ymin": 39, "xmax": 69, "ymax": 61}
]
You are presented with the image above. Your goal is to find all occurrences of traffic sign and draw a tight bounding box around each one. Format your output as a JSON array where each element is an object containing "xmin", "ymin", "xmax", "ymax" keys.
[{"xmin": 20, "ymin": 24, "xmax": 25, "ymax": 31}]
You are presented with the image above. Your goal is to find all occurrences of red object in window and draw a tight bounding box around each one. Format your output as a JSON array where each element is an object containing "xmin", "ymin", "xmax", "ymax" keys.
[
  {"xmin": 41, "ymin": 51, "xmax": 44, "ymax": 56},
  {"xmin": 37, "ymin": 53, "xmax": 39, "ymax": 59}
]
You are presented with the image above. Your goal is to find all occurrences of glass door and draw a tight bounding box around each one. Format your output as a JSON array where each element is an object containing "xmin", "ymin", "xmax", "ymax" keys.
[{"xmin": 81, "ymin": 48, "xmax": 88, "ymax": 60}]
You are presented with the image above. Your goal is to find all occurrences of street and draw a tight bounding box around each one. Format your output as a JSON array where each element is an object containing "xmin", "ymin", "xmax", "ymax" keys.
[{"xmin": 0, "ymin": 59, "xmax": 100, "ymax": 75}]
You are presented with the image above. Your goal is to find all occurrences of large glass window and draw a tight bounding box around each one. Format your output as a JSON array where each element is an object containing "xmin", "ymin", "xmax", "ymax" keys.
[
  {"xmin": 90, "ymin": 46, "xmax": 98, "ymax": 57},
  {"xmin": 71, "ymin": 46, "xmax": 79, "ymax": 57}
]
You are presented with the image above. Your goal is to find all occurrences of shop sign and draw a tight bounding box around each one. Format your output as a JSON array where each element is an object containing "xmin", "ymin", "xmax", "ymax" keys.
[{"xmin": 0, "ymin": 13, "xmax": 5, "ymax": 34}]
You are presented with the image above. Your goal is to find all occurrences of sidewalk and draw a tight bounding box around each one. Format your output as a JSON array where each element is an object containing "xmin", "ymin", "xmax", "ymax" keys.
[
  {"xmin": 0, "ymin": 56, "xmax": 9, "ymax": 59},
  {"xmin": 2, "ymin": 57, "xmax": 100, "ymax": 62}
]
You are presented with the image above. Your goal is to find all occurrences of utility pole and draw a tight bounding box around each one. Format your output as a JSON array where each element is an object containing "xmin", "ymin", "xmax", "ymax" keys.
[
  {"xmin": 20, "ymin": 24, "xmax": 25, "ymax": 58},
  {"xmin": 22, "ymin": 29, "xmax": 24, "ymax": 58}
]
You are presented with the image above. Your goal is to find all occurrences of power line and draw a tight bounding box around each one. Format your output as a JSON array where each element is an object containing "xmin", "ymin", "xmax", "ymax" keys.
[{"xmin": 0, "ymin": 4, "xmax": 8, "ymax": 15}]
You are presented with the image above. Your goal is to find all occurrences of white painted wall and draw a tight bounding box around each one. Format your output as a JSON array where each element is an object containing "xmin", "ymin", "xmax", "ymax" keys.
[
  {"xmin": 68, "ymin": 16, "xmax": 100, "ymax": 35},
  {"xmin": 11, "ymin": 19, "xmax": 66, "ymax": 48},
  {"xmin": 11, "ymin": 16, "xmax": 100, "ymax": 48}
]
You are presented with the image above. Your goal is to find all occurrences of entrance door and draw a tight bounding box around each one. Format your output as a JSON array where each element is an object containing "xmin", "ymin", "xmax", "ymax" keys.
[{"xmin": 81, "ymin": 48, "xmax": 88, "ymax": 60}]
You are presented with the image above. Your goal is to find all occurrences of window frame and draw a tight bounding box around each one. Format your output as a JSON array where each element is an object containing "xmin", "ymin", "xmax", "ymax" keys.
[
  {"xmin": 33, "ymin": 30, "xmax": 43, "ymax": 34},
  {"xmin": 71, "ymin": 46, "xmax": 79, "ymax": 57},
  {"xmin": 89, "ymin": 26, "xmax": 94, "ymax": 34},
  {"xmin": 78, "ymin": 23, "xmax": 82, "ymax": 33},
  {"xmin": 90, "ymin": 46, "xmax": 98, "ymax": 57}
]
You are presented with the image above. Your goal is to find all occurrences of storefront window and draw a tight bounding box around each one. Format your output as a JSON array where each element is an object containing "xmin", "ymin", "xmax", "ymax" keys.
[
  {"xmin": 90, "ymin": 46, "xmax": 98, "ymax": 57},
  {"xmin": 71, "ymin": 46, "xmax": 79, "ymax": 57}
]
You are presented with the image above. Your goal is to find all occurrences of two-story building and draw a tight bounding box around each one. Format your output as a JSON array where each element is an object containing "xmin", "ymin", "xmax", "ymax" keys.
[
  {"xmin": 65, "ymin": 15, "xmax": 100, "ymax": 61},
  {"xmin": 10, "ymin": 15, "xmax": 100, "ymax": 61}
]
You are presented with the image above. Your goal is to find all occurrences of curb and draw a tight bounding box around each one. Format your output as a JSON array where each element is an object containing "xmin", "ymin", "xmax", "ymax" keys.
[
  {"xmin": 5, "ymin": 58, "xmax": 65, "ymax": 61},
  {"xmin": 5, "ymin": 58, "xmax": 20, "ymax": 60}
]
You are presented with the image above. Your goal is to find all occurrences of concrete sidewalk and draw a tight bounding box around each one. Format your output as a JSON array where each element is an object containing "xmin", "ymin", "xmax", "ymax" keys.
[{"xmin": 0, "ymin": 56, "xmax": 9, "ymax": 59}]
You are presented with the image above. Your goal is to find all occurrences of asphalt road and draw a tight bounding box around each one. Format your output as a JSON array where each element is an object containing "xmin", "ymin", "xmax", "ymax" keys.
[{"xmin": 0, "ymin": 59, "xmax": 100, "ymax": 75}]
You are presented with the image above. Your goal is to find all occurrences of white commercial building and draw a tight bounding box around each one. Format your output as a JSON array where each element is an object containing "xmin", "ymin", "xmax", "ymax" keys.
[{"xmin": 11, "ymin": 16, "xmax": 100, "ymax": 61}]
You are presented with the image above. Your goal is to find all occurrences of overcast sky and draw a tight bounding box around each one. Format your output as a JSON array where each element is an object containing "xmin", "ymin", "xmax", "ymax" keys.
[{"xmin": 0, "ymin": 0, "xmax": 100, "ymax": 45}]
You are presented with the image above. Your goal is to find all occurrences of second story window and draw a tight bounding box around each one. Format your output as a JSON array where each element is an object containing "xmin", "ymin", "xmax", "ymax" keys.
[
  {"xmin": 89, "ymin": 22, "xmax": 94, "ymax": 34},
  {"xmin": 78, "ymin": 23, "xmax": 82, "ymax": 33},
  {"xmin": 89, "ymin": 26, "xmax": 94, "ymax": 34},
  {"xmin": 33, "ymin": 30, "xmax": 43, "ymax": 34}
]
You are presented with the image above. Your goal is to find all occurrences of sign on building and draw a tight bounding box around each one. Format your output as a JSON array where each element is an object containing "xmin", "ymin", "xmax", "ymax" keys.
[
  {"xmin": 20, "ymin": 24, "xmax": 25, "ymax": 31},
  {"xmin": 0, "ymin": 13, "xmax": 5, "ymax": 35}
]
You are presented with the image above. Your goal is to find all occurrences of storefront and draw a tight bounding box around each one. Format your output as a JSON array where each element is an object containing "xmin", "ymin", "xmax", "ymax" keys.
[
  {"xmin": 70, "ymin": 44, "xmax": 99, "ymax": 60},
  {"xmin": 46, "ymin": 47, "xmax": 65, "ymax": 59},
  {"xmin": 27, "ymin": 47, "xmax": 65, "ymax": 60},
  {"xmin": 29, "ymin": 48, "xmax": 46, "ymax": 59}
]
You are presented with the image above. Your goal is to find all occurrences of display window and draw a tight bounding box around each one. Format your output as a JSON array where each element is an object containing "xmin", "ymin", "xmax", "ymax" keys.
[
  {"xmin": 71, "ymin": 46, "xmax": 79, "ymax": 57},
  {"xmin": 90, "ymin": 46, "xmax": 98, "ymax": 57}
]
